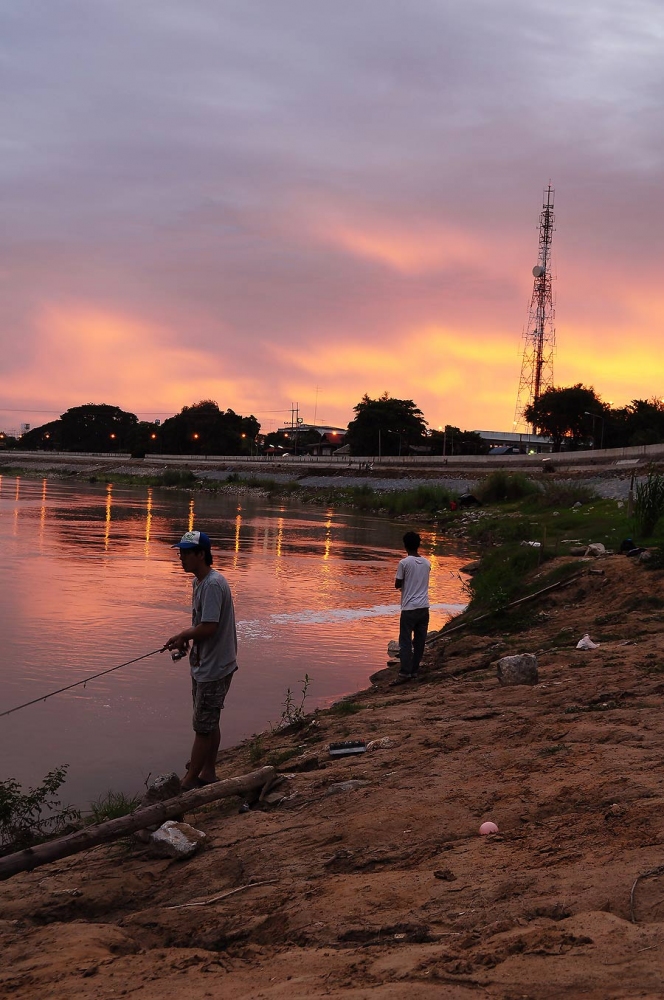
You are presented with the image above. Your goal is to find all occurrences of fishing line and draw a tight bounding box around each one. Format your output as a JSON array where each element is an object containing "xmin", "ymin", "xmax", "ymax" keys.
[{"xmin": 0, "ymin": 647, "xmax": 167, "ymax": 719}]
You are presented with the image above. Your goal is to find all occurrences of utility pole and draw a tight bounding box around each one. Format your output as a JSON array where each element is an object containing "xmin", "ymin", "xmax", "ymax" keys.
[{"xmin": 514, "ymin": 185, "xmax": 556, "ymax": 432}]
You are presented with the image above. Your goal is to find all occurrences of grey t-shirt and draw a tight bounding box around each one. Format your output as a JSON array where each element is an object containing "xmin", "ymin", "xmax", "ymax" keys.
[{"xmin": 189, "ymin": 569, "xmax": 238, "ymax": 682}]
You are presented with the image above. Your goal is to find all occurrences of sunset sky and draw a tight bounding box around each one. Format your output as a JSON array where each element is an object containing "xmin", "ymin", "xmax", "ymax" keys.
[{"xmin": 2, "ymin": 1, "xmax": 664, "ymax": 436}]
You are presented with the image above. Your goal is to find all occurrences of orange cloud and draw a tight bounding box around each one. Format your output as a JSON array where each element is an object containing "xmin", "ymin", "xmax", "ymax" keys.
[
  {"xmin": 304, "ymin": 204, "xmax": 519, "ymax": 276},
  {"xmin": 6, "ymin": 304, "xmax": 262, "ymax": 416},
  {"xmin": 271, "ymin": 324, "xmax": 521, "ymax": 429}
]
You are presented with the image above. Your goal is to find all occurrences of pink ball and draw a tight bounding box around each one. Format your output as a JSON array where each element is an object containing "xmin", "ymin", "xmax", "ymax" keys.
[{"xmin": 479, "ymin": 821, "xmax": 499, "ymax": 836}]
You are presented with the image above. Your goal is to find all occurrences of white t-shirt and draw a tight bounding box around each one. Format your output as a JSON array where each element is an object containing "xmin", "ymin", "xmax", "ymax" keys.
[{"xmin": 395, "ymin": 555, "xmax": 431, "ymax": 611}]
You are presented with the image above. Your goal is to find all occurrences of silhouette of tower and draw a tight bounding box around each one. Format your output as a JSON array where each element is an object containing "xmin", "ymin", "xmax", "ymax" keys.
[{"xmin": 514, "ymin": 186, "xmax": 556, "ymax": 431}]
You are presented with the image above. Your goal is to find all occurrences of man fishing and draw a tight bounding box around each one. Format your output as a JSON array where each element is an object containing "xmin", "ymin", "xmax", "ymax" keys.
[
  {"xmin": 165, "ymin": 530, "xmax": 238, "ymax": 791},
  {"xmin": 392, "ymin": 530, "xmax": 431, "ymax": 685}
]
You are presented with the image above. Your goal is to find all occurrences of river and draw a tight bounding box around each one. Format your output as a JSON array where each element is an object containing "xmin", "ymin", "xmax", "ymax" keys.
[{"xmin": 0, "ymin": 475, "xmax": 470, "ymax": 808}]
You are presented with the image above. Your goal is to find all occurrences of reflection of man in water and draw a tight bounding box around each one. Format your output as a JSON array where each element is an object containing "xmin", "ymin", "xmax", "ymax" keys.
[
  {"xmin": 165, "ymin": 530, "xmax": 238, "ymax": 791},
  {"xmin": 392, "ymin": 531, "xmax": 431, "ymax": 686}
]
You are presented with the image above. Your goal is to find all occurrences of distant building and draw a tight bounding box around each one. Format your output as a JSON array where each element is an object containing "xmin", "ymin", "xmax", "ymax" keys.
[
  {"xmin": 279, "ymin": 423, "xmax": 347, "ymax": 457},
  {"xmin": 473, "ymin": 430, "xmax": 553, "ymax": 454}
]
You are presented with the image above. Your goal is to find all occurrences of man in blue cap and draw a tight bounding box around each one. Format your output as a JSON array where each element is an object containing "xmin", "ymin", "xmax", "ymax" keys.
[{"xmin": 166, "ymin": 530, "xmax": 238, "ymax": 790}]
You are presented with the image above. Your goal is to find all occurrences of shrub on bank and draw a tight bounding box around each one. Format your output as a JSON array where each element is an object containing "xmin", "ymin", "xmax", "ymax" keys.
[
  {"xmin": 476, "ymin": 471, "xmax": 538, "ymax": 504},
  {"xmin": 467, "ymin": 543, "xmax": 547, "ymax": 610},
  {"xmin": 337, "ymin": 484, "xmax": 451, "ymax": 516},
  {"xmin": 0, "ymin": 766, "xmax": 79, "ymax": 854},
  {"xmin": 162, "ymin": 469, "xmax": 197, "ymax": 487},
  {"xmin": 527, "ymin": 481, "xmax": 598, "ymax": 510}
]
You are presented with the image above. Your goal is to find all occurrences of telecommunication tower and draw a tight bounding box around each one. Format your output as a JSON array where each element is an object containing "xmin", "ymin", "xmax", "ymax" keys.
[{"xmin": 513, "ymin": 185, "xmax": 556, "ymax": 431}]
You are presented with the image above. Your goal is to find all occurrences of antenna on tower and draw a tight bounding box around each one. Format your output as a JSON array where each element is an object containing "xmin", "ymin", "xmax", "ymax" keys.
[{"xmin": 513, "ymin": 185, "xmax": 556, "ymax": 431}]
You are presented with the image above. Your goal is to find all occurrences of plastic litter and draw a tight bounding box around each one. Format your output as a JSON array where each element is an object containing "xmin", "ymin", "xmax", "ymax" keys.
[
  {"xmin": 479, "ymin": 821, "xmax": 499, "ymax": 835},
  {"xmin": 576, "ymin": 634, "xmax": 599, "ymax": 650},
  {"xmin": 520, "ymin": 540, "xmax": 541, "ymax": 548}
]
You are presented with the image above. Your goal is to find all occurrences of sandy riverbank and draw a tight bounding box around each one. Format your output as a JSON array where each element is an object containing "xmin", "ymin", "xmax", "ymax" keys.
[{"xmin": 2, "ymin": 552, "xmax": 664, "ymax": 998}]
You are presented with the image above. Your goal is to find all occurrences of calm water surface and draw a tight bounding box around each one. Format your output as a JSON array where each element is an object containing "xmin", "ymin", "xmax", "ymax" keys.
[{"xmin": 0, "ymin": 476, "xmax": 470, "ymax": 806}]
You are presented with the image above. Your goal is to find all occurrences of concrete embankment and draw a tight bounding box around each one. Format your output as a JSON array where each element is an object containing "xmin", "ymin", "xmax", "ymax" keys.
[{"xmin": 1, "ymin": 448, "xmax": 657, "ymax": 500}]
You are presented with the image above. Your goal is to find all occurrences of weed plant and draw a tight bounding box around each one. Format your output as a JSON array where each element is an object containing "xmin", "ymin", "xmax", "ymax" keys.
[
  {"xmin": 247, "ymin": 734, "xmax": 265, "ymax": 765},
  {"xmin": 279, "ymin": 673, "xmax": 311, "ymax": 729},
  {"xmin": 635, "ymin": 470, "xmax": 664, "ymax": 536}
]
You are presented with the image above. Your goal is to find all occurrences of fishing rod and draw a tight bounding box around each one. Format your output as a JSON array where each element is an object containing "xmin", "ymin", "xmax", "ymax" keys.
[{"xmin": 0, "ymin": 646, "xmax": 169, "ymax": 720}]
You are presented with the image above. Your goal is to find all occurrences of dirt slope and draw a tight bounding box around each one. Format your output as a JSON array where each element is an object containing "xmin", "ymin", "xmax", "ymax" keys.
[{"xmin": 2, "ymin": 554, "xmax": 664, "ymax": 999}]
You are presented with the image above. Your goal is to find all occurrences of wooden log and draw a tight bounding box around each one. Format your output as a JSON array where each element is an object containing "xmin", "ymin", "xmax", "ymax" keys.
[{"xmin": 0, "ymin": 765, "xmax": 276, "ymax": 881}]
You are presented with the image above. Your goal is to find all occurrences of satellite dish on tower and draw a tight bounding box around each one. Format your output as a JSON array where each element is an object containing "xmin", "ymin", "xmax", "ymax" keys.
[{"xmin": 532, "ymin": 265, "xmax": 545, "ymax": 278}]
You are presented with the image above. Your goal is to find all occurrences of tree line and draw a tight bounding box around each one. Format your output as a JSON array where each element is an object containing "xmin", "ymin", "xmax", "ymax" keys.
[
  {"xmin": 17, "ymin": 401, "xmax": 260, "ymax": 456},
  {"xmin": 7, "ymin": 385, "xmax": 663, "ymax": 457},
  {"xmin": 524, "ymin": 384, "xmax": 664, "ymax": 452},
  {"xmin": 9, "ymin": 394, "xmax": 489, "ymax": 457}
]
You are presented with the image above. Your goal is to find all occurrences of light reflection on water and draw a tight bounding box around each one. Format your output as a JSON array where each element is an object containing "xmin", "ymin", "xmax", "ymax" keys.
[{"xmin": 0, "ymin": 476, "xmax": 472, "ymax": 806}]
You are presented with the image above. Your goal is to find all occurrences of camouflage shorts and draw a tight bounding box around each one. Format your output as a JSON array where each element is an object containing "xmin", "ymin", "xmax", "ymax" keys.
[{"xmin": 191, "ymin": 672, "xmax": 234, "ymax": 734}]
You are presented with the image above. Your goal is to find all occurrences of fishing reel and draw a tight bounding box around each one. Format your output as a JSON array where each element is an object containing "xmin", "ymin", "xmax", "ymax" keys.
[{"xmin": 171, "ymin": 642, "xmax": 190, "ymax": 661}]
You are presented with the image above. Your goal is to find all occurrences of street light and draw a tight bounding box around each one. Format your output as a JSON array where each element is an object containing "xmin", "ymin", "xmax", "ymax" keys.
[{"xmin": 584, "ymin": 411, "xmax": 605, "ymax": 450}]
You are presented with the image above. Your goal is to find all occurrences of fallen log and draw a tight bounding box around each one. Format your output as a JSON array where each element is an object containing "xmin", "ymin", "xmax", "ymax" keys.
[{"xmin": 0, "ymin": 765, "xmax": 276, "ymax": 881}]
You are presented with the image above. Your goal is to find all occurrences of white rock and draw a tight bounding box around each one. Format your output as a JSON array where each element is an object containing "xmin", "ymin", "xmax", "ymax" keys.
[
  {"xmin": 366, "ymin": 737, "xmax": 394, "ymax": 751},
  {"xmin": 149, "ymin": 821, "xmax": 206, "ymax": 858}
]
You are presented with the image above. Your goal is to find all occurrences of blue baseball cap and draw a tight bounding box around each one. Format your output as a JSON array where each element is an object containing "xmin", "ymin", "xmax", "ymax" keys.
[{"xmin": 172, "ymin": 530, "xmax": 212, "ymax": 550}]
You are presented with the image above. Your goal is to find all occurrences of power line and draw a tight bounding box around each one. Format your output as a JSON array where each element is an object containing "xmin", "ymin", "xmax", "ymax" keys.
[{"xmin": 0, "ymin": 407, "xmax": 295, "ymax": 415}]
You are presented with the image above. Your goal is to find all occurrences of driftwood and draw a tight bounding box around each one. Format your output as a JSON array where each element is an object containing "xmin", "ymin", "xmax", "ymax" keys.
[
  {"xmin": 0, "ymin": 766, "xmax": 276, "ymax": 881},
  {"xmin": 166, "ymin": 878, "xmax": 279, "ymax": 909}
]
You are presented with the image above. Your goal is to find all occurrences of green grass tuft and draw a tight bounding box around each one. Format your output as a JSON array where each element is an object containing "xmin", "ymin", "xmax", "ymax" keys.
[
  {"xmin": 328, "ymin": 699, "xmax": 363, "ymax": 716},
  {"xmin": 87, "ymin": 790, "xmax": 140, "ymax": 824}
]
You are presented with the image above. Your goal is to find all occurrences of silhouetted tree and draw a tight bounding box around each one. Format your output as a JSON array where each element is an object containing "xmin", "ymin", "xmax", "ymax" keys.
[
  {"xmin": 159, "ymin": 401, "xmax": 260, "ymax": 455},
  {"xmin": 428, "ymin": 426, "xmax": 489, "ymax": 456},
  {"xmin": 346, "ymin": 392, "xmax": 427, "ymax": 456},
  {"xmin": 609, "ymin": 398, "xmax": 664, "ymax": 448},
  {"xmin": 20, "ymin": 405, "xmax": 138, "ymax": 452},
  {"xmin": 524, "ymin": 384, "xmax": 602, "ymax": 451}
]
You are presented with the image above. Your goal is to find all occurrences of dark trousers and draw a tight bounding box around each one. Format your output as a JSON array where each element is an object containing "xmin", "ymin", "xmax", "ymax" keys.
[{"xmin": 399, "ymin": 607, "xmax": 430, "ymax": 676}]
